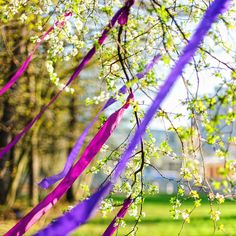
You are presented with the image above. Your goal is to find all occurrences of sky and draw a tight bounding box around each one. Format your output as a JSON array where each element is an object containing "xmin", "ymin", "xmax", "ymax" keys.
[{"xmin": 149, "ymin": 23, "xmax": 236, "ymax": 130}]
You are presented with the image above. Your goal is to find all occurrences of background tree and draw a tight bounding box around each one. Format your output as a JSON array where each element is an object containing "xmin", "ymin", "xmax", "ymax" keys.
[{"xmin": 0, "ymin": 0, "xmax": 101, "ymax": 205}]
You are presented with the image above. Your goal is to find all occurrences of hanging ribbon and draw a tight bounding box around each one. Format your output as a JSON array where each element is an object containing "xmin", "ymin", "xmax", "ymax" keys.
[
  {"xmin": 35, "ymin": 182, "xmax": 113, "ymax": 236},
  {"xmin": 0, "ymin": 12, "xmax": 72, "ymax": 96},
  {"xmin": 39, "ymin": 54, "xmax": 161, "ymax": 189},
  {"xmin": 0, "ymin": 0, "xmax": 135, "ymax": 160},
  {"xmin": 103, "ymin": 197, "xmax": 133, "ymax": 236},
  {"xmin": 32, "ymin": 1, "xmax": 230, "ymax": 235},
  {"xmin": 4, "ymin": 93, "xmax": 133, "ymax": 236}
]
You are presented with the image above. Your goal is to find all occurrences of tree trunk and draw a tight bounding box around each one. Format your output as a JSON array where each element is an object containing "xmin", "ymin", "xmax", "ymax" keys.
[
  {"xmin": 66, "ymin": 96, "xmax": 76, "ymax": 202},
  {"xmin": 29, "ymin": 131, "xmax": 39, "ymax": 205},
  {"xmin": 0, "ymin": 58, "xmax": 17, "ymax": 205},
  {"xmin": 7, "ymin": 151, "xmax": 28, "ymax": 206},
  {"xmin": 0, "ymin": 24, "xmax": 27, "ymax": 205},
  {"xmin": 28, "ymin": 76, "xmax": 40, "ymax": 205}
]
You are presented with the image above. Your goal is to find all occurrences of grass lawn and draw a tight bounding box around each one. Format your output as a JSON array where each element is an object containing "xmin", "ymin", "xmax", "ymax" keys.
[{"xmin": 1, "ymin": 195, "xmax": 236, "ymax": 236}]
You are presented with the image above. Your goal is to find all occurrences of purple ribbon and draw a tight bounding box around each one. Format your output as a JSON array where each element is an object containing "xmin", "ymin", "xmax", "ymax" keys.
[
  {"xmin": 0, "ymin": 12, "xmax": 72, "ymax": 96},
  {"xmin": 33, "ymin": 1, "xmax": 230, "ymax": 235},
  {"xmin": 4, "ymin": 94, "xmax": 133, "ymax": 236},
  {"xmin": 39, "ymin": 54, "xmax": 161, "ymax": 189},
  {"xmin": 35, "ymin": 182, "xmax": 113, "ymax": 236},
  {"xmin": 0, "ymin": 1, "xmax": 133, "ymax": 160},
  {"xmin": 103, "ymin": 197, "xmax": 133, "ymax": 236}
]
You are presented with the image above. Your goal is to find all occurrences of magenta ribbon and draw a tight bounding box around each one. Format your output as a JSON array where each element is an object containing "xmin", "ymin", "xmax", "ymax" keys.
[
  {"xmin": 32, "ymin": 1, "xmax": 230, "ymax": 235},
  {"xmin": 103, "ymin": 197, "xmax": 133, "ymax": 236},
  {"xmin": 0, "ymin": 12, "xmax": 72, "ymax": 96},
  {"xmin": 4, "ymin": 94, "xmax": 133, "ymax": 236},
  {"xmin": 39, "ymin": 54, "xmax": 161, "ymax": 189},
  {"xmin": 0, "ymin": 1, "xmax": 134, "ymax": 160}
]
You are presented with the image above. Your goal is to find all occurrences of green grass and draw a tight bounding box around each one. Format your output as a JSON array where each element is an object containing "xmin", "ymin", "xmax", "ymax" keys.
[
  {"xmin": 1, "ymin": 195, "xmax": 236, "ymax": 236},
  {"xmin": 71, "ymin": 195, "xmax": 236, "ymax": 236}
]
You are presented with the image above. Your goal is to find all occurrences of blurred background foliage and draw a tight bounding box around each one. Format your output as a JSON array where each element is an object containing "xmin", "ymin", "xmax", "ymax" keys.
[{"xmin": 0, "ymin": 0, "xmax": 236, "ymax": 235}]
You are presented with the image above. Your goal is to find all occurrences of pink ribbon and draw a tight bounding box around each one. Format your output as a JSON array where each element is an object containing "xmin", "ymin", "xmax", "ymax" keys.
[{"xmin": 103, "ymin": 197, "xmax": 133, "ymax": 236}]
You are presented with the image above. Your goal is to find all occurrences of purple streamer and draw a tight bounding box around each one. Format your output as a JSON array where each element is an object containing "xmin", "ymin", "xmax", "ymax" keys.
[
  {"xmin": 34, "ymin": 1, "xmax": 230, "ymax": 235},
  {"xmin": 0, "ymin": 12, "xmax": 72, "ymax": 96},
  {"xmin": 39, "ymin": 54, "xmax": 161, "ymax": 189},
  {"xmin": 0, "ymin": 3, "xmax": 131, "ymax": 160},
  {"xmin": 136, "ymin": 54, "xmax": 161, "ymax": 79},
  {"xmin": 34, "ymin": 182, "xmax": 112, "ymax": 236}
]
